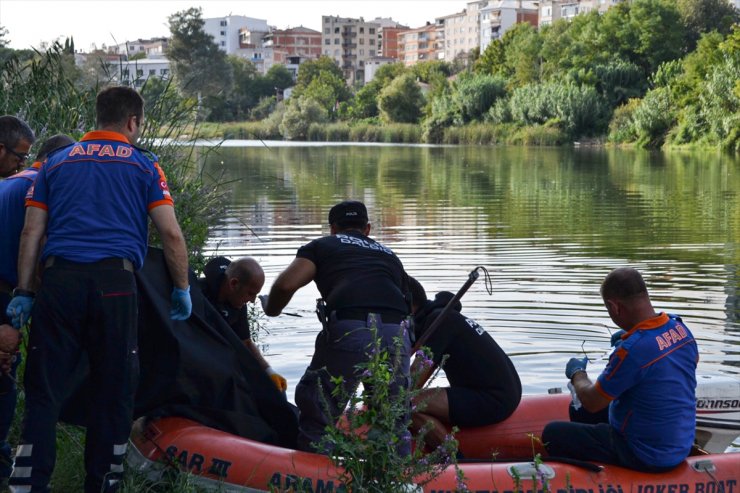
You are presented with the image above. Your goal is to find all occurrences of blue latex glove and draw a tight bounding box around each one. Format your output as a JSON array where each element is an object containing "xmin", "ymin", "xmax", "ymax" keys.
[
  {"xmin": 6, "ymin": 295, "xmax": 33, "ymax": 329},
  {"xmin": 565, "ymin": 356, "xmax": 589, "ymax": 379},
  {"xmin": 170, "ymin": 286, "xmax": 192, "ymax": 320},
  {"xmin": 610, "ymin": 329, "xmax": 627, "ymax": 347}
]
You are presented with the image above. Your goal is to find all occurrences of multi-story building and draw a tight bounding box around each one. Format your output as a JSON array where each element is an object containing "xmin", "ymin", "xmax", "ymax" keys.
[
  {"xmin": 264, "ymin": 26, "xmax": 322, "ymax": 59},
  {"xmin": 322, "ymin": 16, "xmax": 381, "ymax": 85},
  {"xmin": 480, "ymin": 1, "xmax": 538, "ymax": 50},
  {"xmin": 116, "ymin": 58, "xmax": 171, "ymax": 88},
  {"xmin": 107, "ymin": 38, "xmax": 169, "ymax": 58},
  {"xmin": 538, "ymin": 0, "xmax": 626, "ymax": 26},
  {"xmin": 437, "ymin": 1, "xmax": 486, "ymax": 64},
  {"xmin": 398, "ymin": 23, "xmax": 443, "ymax": 66},
  {"xmin": 203, "ymin": 15, "xmax": 269, "ymax": 55},
  {"xmin": 369, "ymin": 18, "xmax": 409, "ymax": 60}
]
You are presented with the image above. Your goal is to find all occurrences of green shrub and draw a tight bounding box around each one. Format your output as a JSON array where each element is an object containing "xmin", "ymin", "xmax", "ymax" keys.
[
  {"xmin": 378, "ymin": 73, "xmax": 425, "ymax": 124},
  {"xmin": 279, "ymin": 96, "xmax": 328, "ymax": 140},
  {"xmin": 607, "ymin": 98, "xmax": 641, "ymax": 143},
  {"xmin": 632, "ymin": 87, "xmax": 676, "ymax": 147},
  {"xmin": 453, "ymin": 73, "xmax": 508, "ymax": 123}
]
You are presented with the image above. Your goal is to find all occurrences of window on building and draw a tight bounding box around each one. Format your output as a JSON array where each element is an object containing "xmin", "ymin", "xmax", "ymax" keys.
[
  {"xmin": 220, "ymin": 31, "xmax": 225, "ymax": 36},
  {"xmin": 334, "ymin": 49, "xmax": 339, "ymax": 55},
  {"xmin": 149, "ymin": 69, "xmax": 156, "ymax": 75},
  {"xmin": 160, "ymin": 68, "xmax": 169, "ymax": 75},
  {"xmin": 221, "ymin": 41, "xmax": 225, "ymax": 46},
  {"xmin": 370, "ymin": 49, "xmax": 375, "ymax": 56},
  {"xmin": 334, "ymin": 27, "xmax": 340, "ymax": 33},
  {"xmin": 136, "ymin": 69, "xmax": 143, "ymax": 77},
  {"xmin": 220, "ymin": 20, "xmax": 227, "ymax": 26},
  {"xmin": 334, "ymin": 38, "xmax": 340, "ymax": 44},
  {"xmin": 359, "ymin": 49, "xmax": 364, "ymax": 55},
  {"xmin": 324, "ymin": 28, "xmax": 330, "ymax": 34},
  {"xmin": 325, "ymin": 39, "xmax": 330, "ymax": 45},
  {"xmin": 369, "ymin": 28, "xmax": 375, "ymax": 35},
  {"xmin": 359, "ymin": 38, "xmax": 364, "ymax": 45}
]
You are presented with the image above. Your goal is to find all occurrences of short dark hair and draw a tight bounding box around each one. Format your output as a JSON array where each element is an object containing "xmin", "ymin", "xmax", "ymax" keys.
[
  {"xmin": 35, "ymin": 134, "xmax": 75, "ymax": 161},
  {"xmin": 0, "ymin": 115, "xmax": 35, "ymax": 148},
  {"xmin": 408, "ymin": 276, "xmax": 427, "ymax": 308},
  {"xmin": 96, "ymin": 86, "xmax": 144, "ymax": 128},
  {"xmin": 601, "ymin": 267, "xmax": 648, "ymax": 300}
]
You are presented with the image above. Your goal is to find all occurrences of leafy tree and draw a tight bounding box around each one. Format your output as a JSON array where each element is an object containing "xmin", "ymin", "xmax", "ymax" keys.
[
  {"xmin": 377, "ymin": 73, "xmax": 424, "ymax": 123},
  {"xmin": 279, "ymin": 96, "xmax": 328, "ymax": 140},
  {"xmin": 206, "ymin": 56, "xmax": 262, "ymax": 121},
  {"xmin": 410, "ymin": 60, "xmax": 452, "ymax": 83},
  {"xmin": 453, "ymin": 72, "xmax": 507, "ymax": 123},
  {"xmin": 0, "ymin": 26, "xmax": 8, "ymax": 48},
  {"xmin": 676, "ymin": 0, "xmax": 740, "ymax": 50},
  {"xmin": 474, "ymin": 38, "xmax": 507, "ymax": 76},
  {"xmin": 632, "ymin": 86, "xmax": 676, "ymax": 147},
  {"xmin": 167, "ymin": 7, "xmax": 233, "ymax": 100},
  {"xmin": 265, "ymin": 64, "xmax": 293, "ymax": 91},
  {"xmin": 346, "ymin": 63, "xmax": 407, "ymax": 120},
  {"xmin": 294, "ymin": 55, "xmax": 344, "ymax": 91},
  {"xmin": 622, "ymin": 0, "xmax": 687, "ymax": 74},
  {"xmin": 301, "ymin": 70, "xmax": 350, "ymax": 116}
]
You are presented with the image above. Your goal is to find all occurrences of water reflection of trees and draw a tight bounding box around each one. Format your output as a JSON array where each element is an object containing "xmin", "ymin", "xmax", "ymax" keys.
[{"xmin": 202, "ymin": 146, "xmax": 739, "ymax": 263}]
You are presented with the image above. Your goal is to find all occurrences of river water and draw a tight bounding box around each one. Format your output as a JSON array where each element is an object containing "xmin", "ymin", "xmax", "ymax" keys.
[{"xmin": 198, "ymin": 142, "xmax": 740, "ymax": 404}]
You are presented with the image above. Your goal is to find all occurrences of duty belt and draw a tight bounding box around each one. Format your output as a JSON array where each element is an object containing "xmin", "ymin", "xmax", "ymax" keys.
[
  {"xmin": 44, "ymin": 256, "xmax": 134, "ymax": 272},
  {"xmin": 334, "ymin": 308, "xmax": 406, "ymax": 325}
]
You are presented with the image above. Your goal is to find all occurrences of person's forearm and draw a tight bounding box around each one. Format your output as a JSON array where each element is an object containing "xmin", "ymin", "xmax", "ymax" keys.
[
  {"xmin": 571, "ymin": 372, "xmax": 605, "ymax": 413},
  {"xmin": 17, "ymin": 210, "xmax": 46, "ymax": 290},
  {"xmin": 162, "ymin": 232, "xmax": 189, "ymax": 289},
  {"xmin": 245, "ymin": 339, "xmax": 270, "ymax": 370},
  {"xmin": 264, "ymin": 285, "xmax": 293, "ymax": 316}
]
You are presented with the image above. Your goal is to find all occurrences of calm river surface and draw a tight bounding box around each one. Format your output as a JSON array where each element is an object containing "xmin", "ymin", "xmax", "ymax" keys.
[{"xmin": 198, "ymin": 142, "xmax": 740, "ymax": 402}]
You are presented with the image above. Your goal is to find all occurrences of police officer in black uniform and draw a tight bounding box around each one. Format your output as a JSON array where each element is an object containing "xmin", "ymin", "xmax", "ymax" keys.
[
  {"xmin": 408, "ymin": 277, "xmax": 522, "ymax": 451},
  {"xmin": 262, "ymin": 200, "xmax": 411, "ymax": 453}
]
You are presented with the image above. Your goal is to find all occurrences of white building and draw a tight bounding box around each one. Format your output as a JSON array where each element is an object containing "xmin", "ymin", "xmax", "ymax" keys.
[
  {"xmin": 364, "ymin": 57, "xmax": 397, "ymax": 83},
  {"xmin": 480, "ymin": 1, "xmax": 539, "ymax": 51},
  {"xmin": 203, "ymin": 15, "xmax": 270, "ymax": 55},
  {"xmin": 437, "ymin": 1, "xmax": 486, "ymax": 63},
  {"xmin": 116, "ymin": 58, "xmax": 171, "ymax": 88}
]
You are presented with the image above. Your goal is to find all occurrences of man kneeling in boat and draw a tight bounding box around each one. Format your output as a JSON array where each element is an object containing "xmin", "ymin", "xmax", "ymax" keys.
[
  {"xmin": 408, "ymin": 277, "xmax": 522, "ymax": 451},
  {"xmin": 543, "ymin": 267, "xmax": 699, "ymax": 472},
  {"xmin": 200, "ymin": 256, "xmax": 288, "ymax": 392}
]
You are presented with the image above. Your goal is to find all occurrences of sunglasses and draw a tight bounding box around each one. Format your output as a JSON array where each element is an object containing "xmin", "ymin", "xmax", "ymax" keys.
[{"xmin": 1, "ymin": 143, "xmax": 30, "ymax": 162}]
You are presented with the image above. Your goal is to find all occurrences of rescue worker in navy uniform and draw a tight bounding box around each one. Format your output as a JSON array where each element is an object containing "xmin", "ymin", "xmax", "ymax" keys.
[
  {"xmin": 0, "ymin": 134, "xmax": 74, "ymax": 482},
  {"xmin": 261, "ymin": 200, "xmax": 412, "ymax": 453},
  {"xmin": 6, "ymin": 86, "xmax": 192, "ymax": 493},
  {"xmin": 407, "ymin": 277, "xmax": 522, "ymax": 451},
  {"xmin": 200, "ymin": 256, "xmax": 287, "ymax": 392},
  {"xmin": 542, "ymin": 268, "xmax": 699, "ymax": 472},
  {"xmin": 0, "ymin": 116, "xmax": 35, "ymax": 179}
]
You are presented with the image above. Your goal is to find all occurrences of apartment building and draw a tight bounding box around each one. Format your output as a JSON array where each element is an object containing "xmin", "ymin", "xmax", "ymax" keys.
[
  {"xmin": 264, "ymin": 26, "xmax": 322, "ymax": 59},
  {"xmin": 107, "ymin": 38, "xmax": 169, "ymax": 58},
  {"xmin": 369, "ymin": 17, "xmax": 409, "ymax": 60},
  {"xmin": 398, "ymin": 23, "xmax": 443, "ymax": 66},
  {"xmin": 437, "ymin": 1, "xmax": 486, "ymax": 63},
  {"xmin": 116, "ymin": 58, "xmax": 171, "ymax": 88},
  {"xmin": 538, "ymin": 0, "xmax": 627, "ymax": 26},
  {"xmin": 322, "ymin": 16, "xmax": 381, "ymax": 85},
  {"xmin": 204, "ymin": 15, "xmax": 270, "ymax": 55},
  {"xmin": 480, "ymin": 1, "xmax": 538, "ymax": 51}
]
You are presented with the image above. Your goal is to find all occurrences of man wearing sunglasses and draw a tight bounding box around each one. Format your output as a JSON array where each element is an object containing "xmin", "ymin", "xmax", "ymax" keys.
[{"xmin": 0, "ymin": 116, "xmax": 35, "ymax": 178}]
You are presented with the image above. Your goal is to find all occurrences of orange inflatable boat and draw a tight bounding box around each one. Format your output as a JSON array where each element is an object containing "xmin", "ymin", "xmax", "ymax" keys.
[{"xmin": 128, "ymin": 375, "xmax": 740, "ymax": 492}]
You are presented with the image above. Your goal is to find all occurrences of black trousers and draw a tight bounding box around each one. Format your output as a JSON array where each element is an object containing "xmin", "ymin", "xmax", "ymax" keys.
[{"xmin": 9, "ymin": 262, "xmax": 138, "ymax": 493}]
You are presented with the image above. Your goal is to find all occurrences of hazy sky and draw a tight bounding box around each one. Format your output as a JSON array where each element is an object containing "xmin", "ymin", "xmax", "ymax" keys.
[{"xmin": 0, "ymin": 0, "xmax": 466, "ymax": 51}]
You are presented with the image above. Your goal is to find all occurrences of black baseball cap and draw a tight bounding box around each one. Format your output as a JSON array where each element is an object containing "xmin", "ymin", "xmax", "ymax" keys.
[{"xmin": 328, "ymin": 200, "xmax": 368, "ymax": 225}]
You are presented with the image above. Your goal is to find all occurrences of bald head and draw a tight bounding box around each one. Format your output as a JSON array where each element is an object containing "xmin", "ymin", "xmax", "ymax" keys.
[{"xmin": 222, "ymin": 257, "xmax": 265, "ymax": 309}]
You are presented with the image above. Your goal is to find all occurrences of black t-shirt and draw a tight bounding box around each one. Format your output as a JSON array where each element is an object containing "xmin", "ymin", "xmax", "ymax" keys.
[
  {"xmin": 415, "ymin": 292, "xmax": 521, "ymax": 393},
  {"xmin": 296, "ymin": 231, "xmax": 408, "ymax": 314},
  {"xmin": 199, "ymin": 256, "xmax": 251, "ymax": 340}
]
